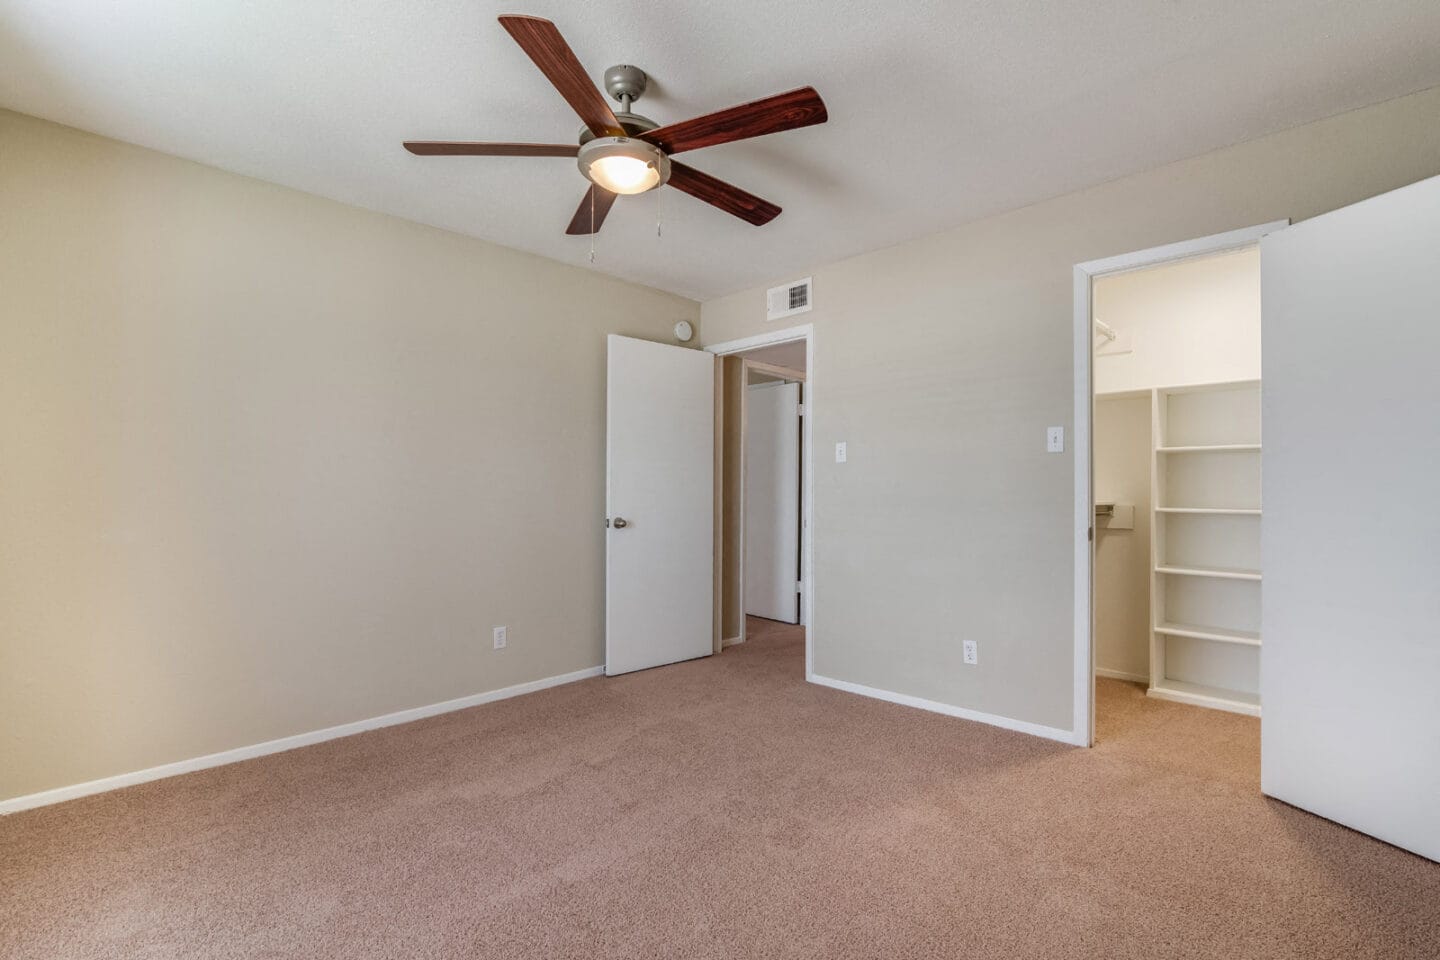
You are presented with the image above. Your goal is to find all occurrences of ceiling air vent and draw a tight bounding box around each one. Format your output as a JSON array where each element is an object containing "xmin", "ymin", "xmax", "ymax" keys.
[{"xmin": 766, "ymin": 277, "xmax": 813, "ymax": 321}]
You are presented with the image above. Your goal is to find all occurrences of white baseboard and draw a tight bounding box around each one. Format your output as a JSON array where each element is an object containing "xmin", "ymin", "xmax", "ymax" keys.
[
  {"xmin": 0, "ymin": 664, "xmax": 604, "ymax": 815},
  {"xmin": 1095, "ymin": 667, "xmax": 1149, "ymax": 684},
  {"xmin": 721, "ymin": 634, "xmax": 745, "ymax": 647},
  {"xmin": 809, "ymin": 673, "xmax": 1083, "ymax": 746}
]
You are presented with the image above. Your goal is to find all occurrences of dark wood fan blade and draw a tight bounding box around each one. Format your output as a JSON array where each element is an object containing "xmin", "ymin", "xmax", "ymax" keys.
[
  {"xmin": 640, "ymin": 87, "xmax": 827, "ymax": 155},
  {"xmin": 403, "ymin": 141, "xmax": 579, "ymax": 157},
  {"xmin": 667, "ymin": 162, "xmax": 780, "ymax": 226},
  {"xmin": 565, "ymin": 184, "xmax": 618, "ymax": 235},
  {"xmin": 498, "ymin": 15, "xmax": 623, "ymax": 139}
]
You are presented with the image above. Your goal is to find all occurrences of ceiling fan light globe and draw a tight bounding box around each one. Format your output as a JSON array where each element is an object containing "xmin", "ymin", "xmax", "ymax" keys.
[
  {"xmin": 578, "ymin": 137, "xmax": 670, "ymax": 196},
  {"xmin": 590, "ymin": 155, "xmax": 658, "ymax": 194}
]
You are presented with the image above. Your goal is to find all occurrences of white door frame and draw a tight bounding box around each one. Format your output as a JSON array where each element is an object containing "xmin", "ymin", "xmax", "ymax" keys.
[
  {"xmin": 1071, "ymin": 221, "xmax": 1287, "ymax": 746},
  {"xmin": 706, "ymin": 323, "xmax": 815, "ymax": 680}
]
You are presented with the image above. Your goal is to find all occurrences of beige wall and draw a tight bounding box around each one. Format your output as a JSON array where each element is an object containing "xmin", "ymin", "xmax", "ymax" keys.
[
  {"xmin": 0, "ymin": 109, "xmax": 698, "ymax": 801},
  {"xmin": 1093, "ymin": 395, "xmax": 1151, "ymax": 682},
  {"xmin": 699, "ymin": 85, "xmax": 1440, "ymax": 733},
  {"xmin": 736, "ymin": 340, "xmax": 807, "ymax": 371}
]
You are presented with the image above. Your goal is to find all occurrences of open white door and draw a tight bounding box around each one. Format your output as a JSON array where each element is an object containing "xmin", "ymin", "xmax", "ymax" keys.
[
  {"xmin": 745, "ymin": 381, "xmax": 801, "ymax": 623},
  {"xmin": 1261, "ymin": 174, "xmax": 1440, "ymax": 861},
  {"xmin": 605, "ymin": 335, "xmax": 714, "ymax": 676}
]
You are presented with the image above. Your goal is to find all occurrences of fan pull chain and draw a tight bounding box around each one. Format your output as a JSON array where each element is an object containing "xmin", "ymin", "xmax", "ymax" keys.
[
  {"xmin": 589, "ymin": 188, "xmax": 596, "ymax": 263},
  {"xmin": 656, "ymin": 184, "xmax": 663, "ymax": 238}
]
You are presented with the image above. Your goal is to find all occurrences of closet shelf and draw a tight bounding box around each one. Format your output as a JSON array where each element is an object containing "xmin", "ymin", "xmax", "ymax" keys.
[
  {"xmin": 1149, "ymin": 680, "xmax": 1261, "ymax": 717},
  {"xmin": 1155, "ymin": 621, "xmax": 1260, "ymax": 646},
  {"xmin": 1155, "ymin": 507, "xmax": 1261, "ymax": 515},
  {"xmin": 1155, "ymin": 564, "xmax": 1261, "ymax": 581},
  {"xmin": 1156, "ymin": 444, "xmax": 1261, "ymax": 453}
]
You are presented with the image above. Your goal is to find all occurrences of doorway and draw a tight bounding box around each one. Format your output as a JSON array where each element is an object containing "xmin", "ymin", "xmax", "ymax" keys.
[
  {"xmin": 1073, "ymin": 177, "xmax": 1440, "ymax": 863},
  {"xmin": 744, "ymin": 360, "xmax": 804, "ymax": 627},
  {"xmin": 706, "ymin": 325, "xmax": 814, "ymax": 678},
  {"xmin": 1073, "ymin": 222, "xmax": 1285, "ymax": 744}
]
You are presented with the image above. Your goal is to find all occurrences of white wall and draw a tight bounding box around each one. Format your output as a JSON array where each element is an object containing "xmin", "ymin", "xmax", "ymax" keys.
[
  {"xmin": 699, "ymin": 84, "xmax": 1440, "ymax": 735},
  {"xmin": 0, "ymin": 110, "xmax": 698, "ymax": 802},
  {"xmin": 1094, "ymin": 247, "xmax": 1260, "ymax": 394},
  {"xmin": 1094, "ymin": 395, "xmax": 1150, "ymax": 681}
]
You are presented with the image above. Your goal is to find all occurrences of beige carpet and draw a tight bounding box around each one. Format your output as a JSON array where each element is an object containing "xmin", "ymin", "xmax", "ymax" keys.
[{"xmin": 3, "ymin": 617, "xmax": 1437, "ymax": 959}]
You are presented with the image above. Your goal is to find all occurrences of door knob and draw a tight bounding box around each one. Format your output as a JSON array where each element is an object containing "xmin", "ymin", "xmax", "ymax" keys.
[{"xmin": 612, "ymin": 517, "xmax": 629, "ymax": 529}]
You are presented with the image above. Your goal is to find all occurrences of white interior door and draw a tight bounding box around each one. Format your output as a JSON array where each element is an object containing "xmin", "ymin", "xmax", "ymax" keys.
[
  {"xmin": 1261, "ymin": 173, "xmax": 1440, "ymax": 862},
  {"xmin": 605, "ymin": 335, "xmax": 714, "ymax": 676},
  {"xmin": 745, "ymin": 381, "xmax": 800, "ymax": 623}
]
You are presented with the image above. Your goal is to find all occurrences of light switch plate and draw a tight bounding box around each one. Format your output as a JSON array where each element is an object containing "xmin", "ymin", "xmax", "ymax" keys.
[
  {"xmin": 493, "ymin": 626, "xmax": 507, "ymax": 650},
  {"xmin": 835, "ymin": 441, "xmax": 847, "ymax": 463},
  {"xmin": 1047, "ymin": 426, "xmax": 1065, "ymax": 453}
]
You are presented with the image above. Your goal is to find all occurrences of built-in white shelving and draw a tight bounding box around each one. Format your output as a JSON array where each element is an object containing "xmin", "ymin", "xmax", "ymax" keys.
[
  {"xmin": 1156, "ymin": 564, "xmax": 1261, "ymax": 581},
  {"xmin": 1157, "ymin": 444, "xmax": 1261, "ymax": 454},
  {"xmin": 1155, "ymin": 507, "xmax": 1261, "ymax": 515},
  {"xmin": 1154, "ymin": 621, "xmax": 1260, "ymax": 646},
  {"xmin": 1149, "ymin": 380, "xmax": 1262, "ymax": 716}
]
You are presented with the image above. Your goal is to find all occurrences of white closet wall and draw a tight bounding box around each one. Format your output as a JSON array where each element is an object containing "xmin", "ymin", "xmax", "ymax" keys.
[{"xmin": 1094, "ymin": 248, "xmax": 1260, "ymax": 393}]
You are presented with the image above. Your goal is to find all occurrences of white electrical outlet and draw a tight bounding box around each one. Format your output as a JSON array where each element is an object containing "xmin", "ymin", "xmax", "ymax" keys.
[
  {"xmin": 963, "ymin": 640, "xmax": 978, "ymax": 665},
  {"xmin": 493, "ymin": 626, "xmax": 507, "ymax": 650},
  {"xmin": 835, "ymin": 441, "xmax": 847, "ymax": 463}
]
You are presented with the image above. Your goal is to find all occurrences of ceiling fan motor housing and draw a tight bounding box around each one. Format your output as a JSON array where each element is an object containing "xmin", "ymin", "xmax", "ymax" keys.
[{"xmin": 577, "ymin": 111, "xmax": 658, "ymax": 145}]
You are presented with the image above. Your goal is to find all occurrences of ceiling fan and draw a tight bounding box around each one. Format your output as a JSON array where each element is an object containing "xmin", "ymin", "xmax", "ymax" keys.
[{"xmin": 403, "ymin": 14, "xmax": 828, "ymax": 235}]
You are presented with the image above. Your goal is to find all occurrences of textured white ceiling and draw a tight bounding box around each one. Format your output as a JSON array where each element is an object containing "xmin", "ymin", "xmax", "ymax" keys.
[{"xmin": 3, "ymin": 1, "xmax": 1439, "ymax": 300}]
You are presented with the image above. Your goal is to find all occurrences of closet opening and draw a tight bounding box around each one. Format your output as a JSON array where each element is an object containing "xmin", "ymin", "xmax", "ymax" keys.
[
  {"xmin": 707, "ymin": 327, "xmax": 812, "ymax": 675},
  {"xmin": 1075, "ymin": 221, "xmax": 1285, "ymax": 746}
]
